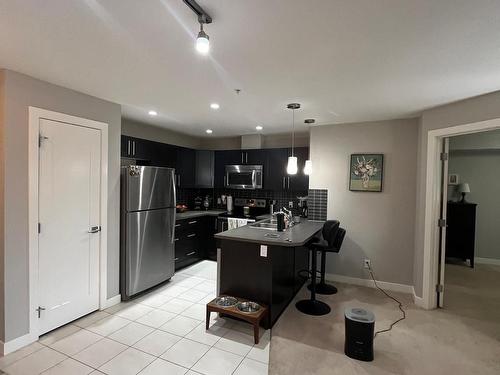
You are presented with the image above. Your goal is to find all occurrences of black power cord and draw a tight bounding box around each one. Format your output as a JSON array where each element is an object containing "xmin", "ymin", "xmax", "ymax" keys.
[{"xmin": 367, "ymin": 264, "xmax": 406, "ymax": 338}]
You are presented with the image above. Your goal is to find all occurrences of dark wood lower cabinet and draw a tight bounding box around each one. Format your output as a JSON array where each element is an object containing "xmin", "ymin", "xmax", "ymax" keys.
[
  {"xmin": 174, "ymin": 218, "xmax": 205, "ymax": 270},
  {"xmin": 218, "ymin": 240, "xmax": 309, "ymax": 328}
]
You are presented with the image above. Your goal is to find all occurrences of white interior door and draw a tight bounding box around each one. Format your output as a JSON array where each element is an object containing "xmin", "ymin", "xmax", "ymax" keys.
[
  {"xmin": 38, "ymin": 118, "xmax": 101, "ymax": 335},
  {"xmin": 437, "ymin": 137, "xmax": 449, "ymax": 307}
]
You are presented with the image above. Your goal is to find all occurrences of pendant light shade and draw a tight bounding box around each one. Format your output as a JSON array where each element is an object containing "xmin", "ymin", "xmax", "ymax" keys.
[
  {"xmin": 287, "ymin": 156, "xmax": 298, "ymax": 175},
  {"xmin": 304, "ymin": 159, "xmax": 313, "ymax": 175},
  {"xmin": 287, "ymin": 103, "xmax": 301, "ymax": 175}
]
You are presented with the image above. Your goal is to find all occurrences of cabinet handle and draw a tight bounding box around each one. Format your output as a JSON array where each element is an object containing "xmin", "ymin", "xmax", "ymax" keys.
[
  {"xmin": 287, "ymin": 176, "xmax": 290, "ymax": 189},
  {"xmin": 245, "ymin": 152, "xmax": 248, "ymax": 163},
  {"xmin": 132, "ymin": 141, "xmax": 136, "ymax": 156},
  {"xmin": 187, "ymin": 233, "xmax": 196, "ymax": 238},
  {"xmin": 186, "ymin": 251, "xmax": 196, "ymax": 256},
  {"xmin": 127, "ymin": 140, "xmax": 131, "ymax": 156},
  {"xmin": 282, "ymin": 176, "xmax": 285, "ymax": 189},
  {"xmin": 188, "ymin": 220, "xmax": 198, "ymax": 224},
  {"xmin": 175, "ymin": 224, "xmax": 181, "ymax": 227},
  {"xmin": 174, "ymin": 238, "xmax": 179, "ymax": 242},
  {"xmin": 175, "ymin": 257, "xmax": 179, "ymax": 261},
  {"xmin": 241, "ymin": 152, "xmax": 244, "ymax": 163},
  {"xmin": 224, "ymin": 175, "xmax": 227, "ymax": 187}
]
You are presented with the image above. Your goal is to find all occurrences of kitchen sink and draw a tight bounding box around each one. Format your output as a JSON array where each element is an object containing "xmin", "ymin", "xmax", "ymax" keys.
[{"xmin": 249, "ymin": 218, "xmax": 296, "ymax": 231}]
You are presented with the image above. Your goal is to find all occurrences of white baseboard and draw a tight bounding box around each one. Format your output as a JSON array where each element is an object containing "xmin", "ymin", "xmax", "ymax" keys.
[
  {"xmin": 475, "ymin": 257, "xmax": 500, "ymax": 266},
  {"xmin": 412, "ymin": 287, "xmax": 426, "ymax": 308},
  {"xmin": 0, "ymin": 332, "xmax": 38, "ymax": 355},
  {"xmin": 101, "ymin": 294, "xmax": 121, "ymax": 310},
  {"xmin": 325, "ymin": 273, "xmax": 413, "ymax": 294}
]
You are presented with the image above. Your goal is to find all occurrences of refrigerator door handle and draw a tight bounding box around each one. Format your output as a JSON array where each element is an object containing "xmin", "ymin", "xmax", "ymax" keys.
[{"xmin": 171, "ymin": 170, "xmax": 177, "ymax": 243}]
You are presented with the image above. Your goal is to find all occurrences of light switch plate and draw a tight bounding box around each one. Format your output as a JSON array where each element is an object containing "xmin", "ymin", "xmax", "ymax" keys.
[
  {"xmin": 289, "ymin": 201, "xmax": 293, "ymax": 208},
  {"xmin": 260, "ymin": 245, "xmax": 268, "ymax": 257}
]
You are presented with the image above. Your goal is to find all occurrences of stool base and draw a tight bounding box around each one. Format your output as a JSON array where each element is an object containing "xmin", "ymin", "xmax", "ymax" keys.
[
  {"xmin": 307, "ymin": 282, "xmax": 338, "ymax": 295},
  {"xmin": 295, "ymin": 299, "xmax": 331, "ymax": 316}
]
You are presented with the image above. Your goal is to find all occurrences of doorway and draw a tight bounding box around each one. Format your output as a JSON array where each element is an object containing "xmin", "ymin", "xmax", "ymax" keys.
[
  {"xmin": 28, "ymin": 107, "xmax": 109, "ymax": 339},
  {"xmin": 437, "ymin": 130, "xmax": 500, "ymax": 311}
]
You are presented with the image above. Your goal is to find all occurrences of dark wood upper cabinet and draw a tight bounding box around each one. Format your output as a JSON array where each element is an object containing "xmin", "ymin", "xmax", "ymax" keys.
[
  {"xmin": 265, "ymin": 148, "xmax": 288, "ymax": 190},
  {"xmin": 195, "ymin": 150, "xmax": 214, "ymax": 188},
  {"xmin": 175, "ymin": 147, "xmax": 195, "ymax": 188},
  {"xmin": 121, "ymin": 135, "xmax": 308, "ymax": 191},
  {"xmin": 244, "ymin": 149, "xmax": 267, "ymax": 165}
]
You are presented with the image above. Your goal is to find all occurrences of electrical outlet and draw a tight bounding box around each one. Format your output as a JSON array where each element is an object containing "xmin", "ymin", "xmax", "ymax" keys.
[
  {"xmin": 289, "ymin": 201, "xmax": 294, "ymax": 208},
  {"xmin": 363, "ymin": 259, "xmax": 371, "ymax": 269}
]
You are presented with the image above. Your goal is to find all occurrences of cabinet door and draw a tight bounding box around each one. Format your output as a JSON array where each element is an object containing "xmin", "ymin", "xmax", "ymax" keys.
[
  {"xmin": 121, "ymin": 136, "xmax": 131, "ymax": 157},
  {"xmin": 195, "ymin": 150, "xmax": 214, "ymax": 188},
  {"xmin": 289, "ymin": 147, "xmax": 310, "ymax": 191},
  {"xmin": 245, "ymin": 149, "xmax": 267, "ymax": 165},
  {"xmin": 129, "ymin": 137, "xmax": 151, "ymax": 160},
  {"xmin": 176, "ymin": 147, "xmax": 196, "ymax": 188},
  {"xmin": 265, "ymin": 148, "xmax": 288, "ymax": 190}
]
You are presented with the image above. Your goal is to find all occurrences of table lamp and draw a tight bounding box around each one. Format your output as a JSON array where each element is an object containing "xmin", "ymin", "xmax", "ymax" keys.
[{"xmin": 458, "ymin": 183, "xmax": 470, "ymax": 203}]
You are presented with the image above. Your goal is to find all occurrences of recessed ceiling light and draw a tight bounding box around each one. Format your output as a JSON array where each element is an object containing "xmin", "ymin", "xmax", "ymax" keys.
[
  {"xmin": 210, "ymin": 103, "xmax": 220, "ymax": 110},
  {"xmin": 206, "ymin": 129, "xmax": 213, "ymax": 134},
  {"xmin": 148, "ymin": 110, "xmax": 157, "ymax": 116},
  {"xmin": 256, "ymin": 126, "xmax": 263, "ymax": 131}
]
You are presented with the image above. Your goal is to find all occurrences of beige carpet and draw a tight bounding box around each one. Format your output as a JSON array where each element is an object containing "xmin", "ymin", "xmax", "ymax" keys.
[{"xmin": 269, "ymin": 264, "xmax": 500, "ymax": 375}]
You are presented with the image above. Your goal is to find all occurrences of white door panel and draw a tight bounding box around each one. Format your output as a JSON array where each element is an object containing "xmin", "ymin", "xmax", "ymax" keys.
[{"xmin": 38, "ymin": 119, "xmax": 101, "ymax": 334}]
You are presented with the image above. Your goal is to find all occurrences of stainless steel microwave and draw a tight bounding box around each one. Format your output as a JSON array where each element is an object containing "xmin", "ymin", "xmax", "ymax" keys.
[{"xmin": 224, "ymin": 165, "xmax": 263, "ymax": 189}]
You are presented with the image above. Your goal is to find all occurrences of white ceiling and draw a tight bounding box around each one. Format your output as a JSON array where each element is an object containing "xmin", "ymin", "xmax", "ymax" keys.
[{"xmin": 1, "ymin": 1, "xmax": 500, "ymax": 137}]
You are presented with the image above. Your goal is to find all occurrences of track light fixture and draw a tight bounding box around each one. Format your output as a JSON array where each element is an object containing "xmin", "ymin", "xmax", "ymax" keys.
[{"xmin": 183, "ymin": 0, "xmax": 212, "ymax": 55}]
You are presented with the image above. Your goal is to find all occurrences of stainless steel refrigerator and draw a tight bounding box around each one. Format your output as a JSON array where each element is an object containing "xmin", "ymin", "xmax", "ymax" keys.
[{"xmin": 120, "ymin": 166, "xmax": 176, "ymax": 299}]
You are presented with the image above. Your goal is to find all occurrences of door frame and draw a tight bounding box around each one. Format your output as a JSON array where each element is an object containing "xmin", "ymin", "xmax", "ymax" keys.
[
  {"xmin": 28, "ymin": 107, "xmax": 109, "ymax": 340},
  {"xmin": 422, "ymin": 117, "xmax": 500, "ymax": 309}
]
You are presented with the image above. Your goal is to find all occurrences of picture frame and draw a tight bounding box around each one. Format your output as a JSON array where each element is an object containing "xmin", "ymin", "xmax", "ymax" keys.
[
  {"xmin": 349, "ymin": 153, "xmax": 384, "ymax": 192},
  {"xmin": 448, "ymin": 174, "xmax": 459, "ymax": 185}
]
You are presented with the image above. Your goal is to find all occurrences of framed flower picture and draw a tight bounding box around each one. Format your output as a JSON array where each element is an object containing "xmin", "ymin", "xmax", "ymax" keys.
[{"xmin": 349, "ymin": 154, "xmax": 384, "ymax": 192}]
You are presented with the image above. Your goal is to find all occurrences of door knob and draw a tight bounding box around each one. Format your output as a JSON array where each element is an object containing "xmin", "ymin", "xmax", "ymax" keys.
[{"xmin": 88, "ymin": 226, "xmax": 101, "ymax": 233}]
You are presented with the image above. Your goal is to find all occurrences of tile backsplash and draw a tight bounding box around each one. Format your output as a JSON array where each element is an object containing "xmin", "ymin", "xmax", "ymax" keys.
[
  {"xmin": 177, "ymin": 188, "xmax": 308, "ymax": 216},
  {"xmin": 308, "ymin": 189, "xmax": 328, "ymax": 221}
]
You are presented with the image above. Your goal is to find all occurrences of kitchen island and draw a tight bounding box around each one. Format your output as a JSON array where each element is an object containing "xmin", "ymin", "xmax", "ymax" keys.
[{"xmin": 214, "ymin": 219, "xmax": 324, "ymax": 328}]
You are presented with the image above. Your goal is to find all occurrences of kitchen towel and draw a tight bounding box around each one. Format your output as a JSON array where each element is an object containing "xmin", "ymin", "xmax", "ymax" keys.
[{"xmin": 228, "ymin": 218, "xmax": 248, "ymax": 230}]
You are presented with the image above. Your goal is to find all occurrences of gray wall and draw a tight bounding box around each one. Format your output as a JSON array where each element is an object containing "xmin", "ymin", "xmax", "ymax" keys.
[
  {"xmin": 414, "ymin": 90, "xmax": 500, "ymax": 296},
  {"xmin": 448, "ymin": 131, "xmax": 500, "ymax": 260},
  {"xmin": 309, "ymin": 119, "xmax": 418, "ymax": 286},
  {"xmin": 122, "ymin": 119, "xmax": 201, "ymax": 149},
  {"xmin": 0, "ymin": 70, "xmax": 121, "ymax": 342}
]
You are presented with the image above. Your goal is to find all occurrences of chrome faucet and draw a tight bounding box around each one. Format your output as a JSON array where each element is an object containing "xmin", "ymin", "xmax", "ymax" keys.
[{"xmin": 282, "ymin": 207, "xmax": 293, "ymax": 226}]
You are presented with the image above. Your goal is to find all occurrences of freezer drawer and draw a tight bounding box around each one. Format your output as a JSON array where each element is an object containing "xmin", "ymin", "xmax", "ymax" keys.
[{"xmin": 123, "ymin": 208, "xmax": 175, "ymax": 297}]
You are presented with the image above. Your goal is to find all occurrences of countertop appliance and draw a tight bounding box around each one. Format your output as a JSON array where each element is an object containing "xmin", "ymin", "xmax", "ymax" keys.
[
  {"xmin": 225, "ymin": 165, "xmax": 263, "ymax": 189},
  {"xmin": 120, "ymin": 166, "xmax": 176, "ymax": 299}
]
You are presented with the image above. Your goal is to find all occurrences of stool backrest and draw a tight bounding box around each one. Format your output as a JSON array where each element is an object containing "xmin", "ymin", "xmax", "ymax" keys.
[
  {"xmin": 322, "ymin": 220, "xmax": 340, "ymax": 248},
  {"xmin": 332, "ymin": 227, "xmax": 346, "ymax": 253}
]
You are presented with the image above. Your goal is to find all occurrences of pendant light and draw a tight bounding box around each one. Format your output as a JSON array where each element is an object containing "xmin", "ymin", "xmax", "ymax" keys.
[
  {"xmin": 286, "ymin": 103, "xmax": 301, "ymax": 175},
  {"xmin": 303, "ymin": 119, "xmax": 315, "ymax": 175}
]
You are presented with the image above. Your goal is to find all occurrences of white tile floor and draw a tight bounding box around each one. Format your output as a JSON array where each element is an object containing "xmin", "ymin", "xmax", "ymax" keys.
[{"xmin": 0, "ymin": 261, "xmax": 270, "ymax": 375}]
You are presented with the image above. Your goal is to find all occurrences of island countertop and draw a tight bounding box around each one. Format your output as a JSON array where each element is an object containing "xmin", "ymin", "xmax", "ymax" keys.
[{"xmin": 214, "ymin": 219, "xmax": 324, "ymax": 247}]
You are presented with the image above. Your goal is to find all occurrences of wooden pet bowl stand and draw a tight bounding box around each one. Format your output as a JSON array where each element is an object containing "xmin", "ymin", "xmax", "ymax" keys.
[{"xmin": 206, "ymin": 296, "xmax": 268, "ymax": 344}]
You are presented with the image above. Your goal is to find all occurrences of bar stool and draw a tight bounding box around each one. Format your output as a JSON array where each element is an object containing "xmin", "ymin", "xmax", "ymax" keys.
[
  {"xmin": 308, "ymin": 225, "xmax": 346, "ymax": 295},
  {"xmin": 296, "ymin": 220, "xmax": 340, "ymax": 316}
]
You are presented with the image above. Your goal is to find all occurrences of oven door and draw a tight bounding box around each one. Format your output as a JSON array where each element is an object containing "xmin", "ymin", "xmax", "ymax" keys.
[{"xmin": 225, "ymin": 165, "xmax": 263, "ymax": 189}]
